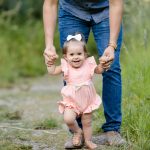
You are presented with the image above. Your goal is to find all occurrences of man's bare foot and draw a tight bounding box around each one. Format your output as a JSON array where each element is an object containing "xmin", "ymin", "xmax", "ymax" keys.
[
  {"xmin": 72, "ymin": 129, "xmax": 83, "ymax": 146},
  {"xmin": 85, "ymin": 140, "xmax": 97, "ymax": 149}
]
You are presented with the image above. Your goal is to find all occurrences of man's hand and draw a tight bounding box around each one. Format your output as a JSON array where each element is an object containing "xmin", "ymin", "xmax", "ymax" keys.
[
  {"xmin": 43, "ymin": 45, "xmax": 58, "ymax": 67},
  {"xmin": 99, "ymin": 46, "xmax": 115, "ymax": 71}
]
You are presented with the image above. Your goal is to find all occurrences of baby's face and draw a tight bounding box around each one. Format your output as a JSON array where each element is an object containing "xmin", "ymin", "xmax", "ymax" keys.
[{"xmin": 65, "ymin": 41, "xmax": 86, "ymax": 68}]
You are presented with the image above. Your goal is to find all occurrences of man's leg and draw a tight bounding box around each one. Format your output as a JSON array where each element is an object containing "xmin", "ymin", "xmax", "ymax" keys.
[{"xmin": 92, "ymin": 18, "xmax": 126, "ymax": 145}]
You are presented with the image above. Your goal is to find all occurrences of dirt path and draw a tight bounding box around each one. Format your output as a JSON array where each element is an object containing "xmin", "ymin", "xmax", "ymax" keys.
[{"xmin": 0, "ymin": 75, "xmax": 117, "ymax": 150}]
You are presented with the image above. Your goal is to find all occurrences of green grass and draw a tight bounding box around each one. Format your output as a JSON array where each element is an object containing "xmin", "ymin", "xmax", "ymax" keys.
[
  {"xmin": 0, "ymin": 18, "xmax": 62, "ymax": 87},
  {"xmin": 0, "ymin": 141, "xmax": 32, "ymax": 150},
  {"xmin": 118, "ymin": 2, "xmax": 150, "ymax": 148},
  {"xmin": 0, "ymin": 106, "xmax": 22, "ymax": 121},
  {"xmin": 0, "ymin": 20, "xmax": 45, "ymax": 87},
  {"xmin": 0, "ymin": 143, "xmax": 32, "ymax": 150},
  {"xmin": 34, "ymin": 118, "xmax": 59, "ymax": 130},
  {"xmin": 0, "ymin": 129, "xmax": 32, "ymax": 150},
  {"xmin": 121, "ymin": 46, "xmax": 150, "ymax": 149}
]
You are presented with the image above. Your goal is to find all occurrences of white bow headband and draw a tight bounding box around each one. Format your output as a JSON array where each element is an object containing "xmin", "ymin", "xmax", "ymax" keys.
[{"xmin": 66, "ymin": 34, "xmax": 82, "ymax": 41}]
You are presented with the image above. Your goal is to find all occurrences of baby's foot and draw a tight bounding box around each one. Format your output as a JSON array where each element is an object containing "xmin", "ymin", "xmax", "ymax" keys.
[
  {"xmin": 72, "ymin": 129, "xmax": 83, "ymax": 146},
  {"xmin": 85, "ymin": 140, "xmax": 97, "ymax": 150}
]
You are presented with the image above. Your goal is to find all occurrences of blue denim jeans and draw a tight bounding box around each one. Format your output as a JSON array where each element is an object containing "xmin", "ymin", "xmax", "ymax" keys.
[{"xmin": 58, "ymin": 7, "xmax": 123, "ymax": 132}]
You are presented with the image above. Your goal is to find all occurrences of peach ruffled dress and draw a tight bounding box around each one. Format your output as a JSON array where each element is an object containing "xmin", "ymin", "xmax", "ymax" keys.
[{"xmin": 58, "ymin": 56, "xmax": 101, "ymax": 115}]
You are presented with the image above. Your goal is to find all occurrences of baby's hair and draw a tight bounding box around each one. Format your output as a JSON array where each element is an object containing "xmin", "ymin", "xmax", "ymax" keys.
[{"xmin": 62, "ymin": 32, "xmax": 88, "ymax": 56}]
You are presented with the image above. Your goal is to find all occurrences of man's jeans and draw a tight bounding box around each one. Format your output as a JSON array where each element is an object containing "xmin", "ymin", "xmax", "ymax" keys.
[{"xmin": 58, "ymin": 7, "xmax": 123, "ymax": 132}]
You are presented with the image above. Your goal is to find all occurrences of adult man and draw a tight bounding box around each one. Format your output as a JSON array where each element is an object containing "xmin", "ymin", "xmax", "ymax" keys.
[{"xmin": 43, "ymin": 0, "xmax": 126, "ymax": 148}]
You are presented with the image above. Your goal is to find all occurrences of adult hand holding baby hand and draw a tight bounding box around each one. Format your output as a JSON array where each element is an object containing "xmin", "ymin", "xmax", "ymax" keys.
[
  {"xmin": 43, "ymin": 45, "xmax": 59, "ymax": 67},
  {"xmin": 99, "ymin": 46, "xmax": 115, "ymax": 71}
]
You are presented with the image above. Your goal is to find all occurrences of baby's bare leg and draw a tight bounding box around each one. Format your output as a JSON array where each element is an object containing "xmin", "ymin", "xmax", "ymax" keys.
[
  {"xmin": 64, "ymin": 108, "xmax": 83, "ymax": 146},
  {"xmin": 81, "ymin": 113, "xmax": 97, "ymax": 149},
  {"xmin": 64, "ymin": 108, "xmax": 80, "ymax": 132}
]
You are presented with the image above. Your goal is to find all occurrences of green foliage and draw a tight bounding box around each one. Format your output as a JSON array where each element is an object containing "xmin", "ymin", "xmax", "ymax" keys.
[
  {"xmin": 121, "ymin": 15, "xmax": 150, "ymax": 147},
  {"xmin": 0, "ymin": 20, "xmax": 46, "ymax": 87},
  {"xmin": 0, "ymin": 0, "xmax": 43, "ymax": 22},
  {"xmin": 121, "ymin": 49, "xmax": 150, "ymax": 149},
  {"xmin": 123, "ymin": 0, "xmax": 150, "ymax": 50},
  {"xmin": 117, "ymin": 1, "xmax": 150, "ymax": 149}
]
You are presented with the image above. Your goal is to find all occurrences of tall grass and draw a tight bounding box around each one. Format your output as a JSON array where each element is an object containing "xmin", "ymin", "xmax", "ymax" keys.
[
  {"xmin": 121, "ymin": 49, "xmax": 150, "ymax": 149},
  {"xmin": 120, "ymin": 1, "xmax": 150, "ymax": 149}
]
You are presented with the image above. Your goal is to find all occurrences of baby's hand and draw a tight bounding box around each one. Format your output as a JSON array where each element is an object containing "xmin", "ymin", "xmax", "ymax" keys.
[
  {"xmin": 43, "ymin": 47, "xmax": 58, "ymax": 67},
  {"xmin": 99, "ymin": 55, "xmax": 111, "ymax": 71},
  {"xmin": 45, "ymin": 56, "xmax": 56, "ymax": 67},
  {"xmin": 97, "ymin": 63, "xmax": 104, "ymax": 74}
]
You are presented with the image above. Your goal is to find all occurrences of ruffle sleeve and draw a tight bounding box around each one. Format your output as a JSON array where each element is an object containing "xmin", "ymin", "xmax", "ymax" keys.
[
  {"xmin": 87, "ymin": 56, "xmax": 97, "ymax": 77},
  {"xmin": 61, "ymin": 58, "xmax": 69, "ymax": 79}
]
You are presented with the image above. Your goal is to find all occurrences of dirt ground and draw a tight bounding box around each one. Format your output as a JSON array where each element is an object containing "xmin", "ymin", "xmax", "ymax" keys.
[{"xmin": 0, "ymin": 75, "xmax": 122, "ymax": 150}]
